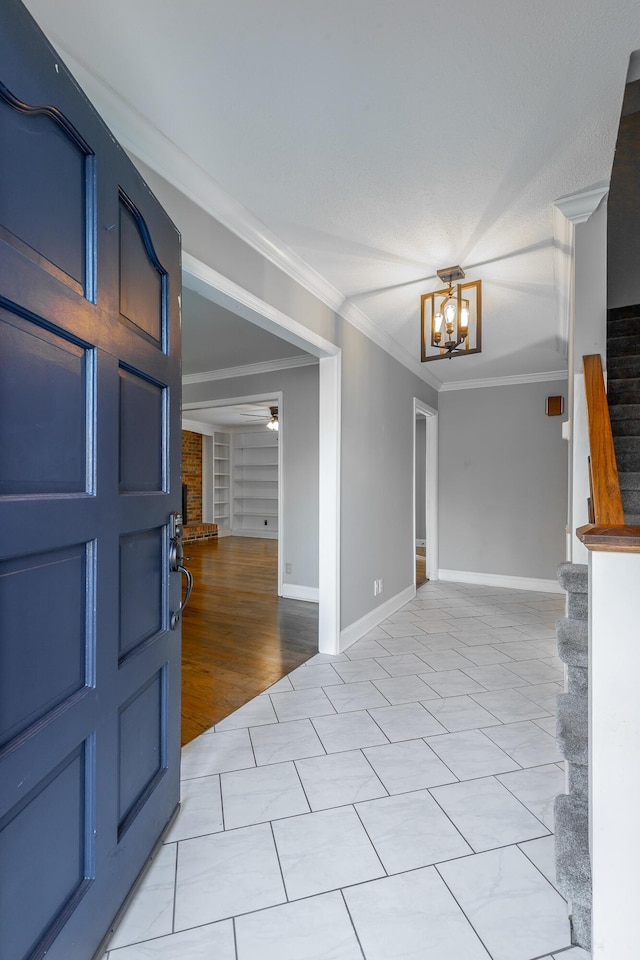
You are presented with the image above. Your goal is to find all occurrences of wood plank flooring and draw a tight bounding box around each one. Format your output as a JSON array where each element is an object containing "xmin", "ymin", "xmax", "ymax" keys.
[
  {"xmin": 180, "ymin": 537, "xmax": 318, "ymax": 744},
  {"xmin": 416, "ymin": 546, "xmax": 427, "ymax": 587}
]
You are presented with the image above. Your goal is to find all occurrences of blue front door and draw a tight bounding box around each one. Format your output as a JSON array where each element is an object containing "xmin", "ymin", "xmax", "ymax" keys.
[{"xmin": 0, "ymin": 3, "xmax": 183, "ymax": 958}]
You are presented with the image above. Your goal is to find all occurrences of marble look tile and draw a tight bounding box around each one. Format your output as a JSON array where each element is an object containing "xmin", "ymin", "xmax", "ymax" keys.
[
  {"xmin": 380, "ymin": 621, "xmax": 427, "ymax": 638},
  {"xmin": 497, "ymin": 764, "xmax": 564, "ymax": 829},
  {"xmin": 455, "ymin": 644, "xmax": 513, "ymax": 666},
  {"xmin": 372, "ymin": 674, "xmax": 439, "ymax": 703},
  {"xmin": 374, "ymin": 653, "xmax": 433, "ymax": 676},
  {"xmin": 302, "ymin": 651, "xmax": 349, "ymax": 665},
  {"xmin": 323, "ymin": 680, "xmax": 390, "ymax": 713},
  {"xmin": 421, "ymin": 669, "xmax": 487, "ymax": 698},
  {"xmin": 534, "ymin": 715, "xmax": 558, "ymax": 736},
  {"xmin": 260, "ymin": 675, "xmax": 293, "ymax": 694},
  {"xmin": 426, "ymin": 729, "xmax": 520, "ymax": 780},
  {"xmin": 270, "ymin": 687, "xmax": 336, "ymax": 722},
  {"xmin": 273, "ymin": 806, "xmax": 384, "ymax": 899},
  {"xmin": 517, "ymin": 681, "xmax": 563, "ymax": 713},
  {"xmin": 286, "ymin": 663, "xmax": 344, "ymax": 689},
  {"xmin": 215, "ymin": 695, "xmax": 277, "ymax": 731},
  {"xmin": 484, "ymin": 720, "xmax": 562, "ymax": 767},
  {"xmin": 250, "ymin": 719, "xmax": 325, "ymax": 765},
  {"xmin": 165, "ymin": 775, "xmax": 223, "ymax": 843},
  {"xmin": 108, "ymin": 844, "xmax": 176, "ymax": 949},
  {"xmin": 107, "ymin": 921, "xmax": 235, "ymax": 960},
  {"xmin": 332, "ymin": 657, "xmax": 391, "ymax": 683},
  {"xmin": 220, "ymin": 761, "xmax": 309, "ymax": 829},
  {"xmin": 493, "ymin": 640, "xmax": 548, "ymax": 661},
  {"xmin": 430, "ymin": 777, "xmax": 549, "ymax": 851},
  {"xmin": 552, "ymin": 947, "xmax": 590, "ymax": 958},
  {"xmin": 459, "ymin": 663, "xmax": 520, "ymax": 691},
  {"xmin": 355, "ymin": 789, "xmax": 471, "ymax": 873},
  {"xmin": 174, "ymin": 823, "xmax": 286, "ymax": 929},
  {"xmin": 344, "ymin": 867, "xmax": 490, "ymax": 960},
  {"xmin": 181, "ymin": 729, "xmax": 255, "ymax": 780},
  {"xmin": 368, "ymin": 701, "xmax": 446, "ymax": 741},
  {"xmin": 437, "ymin": 846, "xmax": 570, "ymax": 960},
  {"xmin": 423, "ymin": 695, "xmax": 502, "ymax": 733},
  {"xmin": 376, "ymin": 636, "xmax": 431, "ymax": 655},
  {"xmin": 470, "ymin": 688, "xmax": 550, "ymax": 723},
  {"xmin": 344, "ymin": 639, "xmax": 391, "ymax": 659},
  {"xmin": 235, "ymin": 892, "xmax": 364, "ymax": 960},
  {"xmin": 419, "ymin": 633, "xmax": 468, "ymax": 650},
  {"xmin": 503, "ymin": 659, "xmax": 564, "ymax": 686},
  {"xmin": 364, "ymin": 739, "xmax": 456, "ymax": 793},
  {"xmin": 295, "ymin": 749, "xmax": 387, "ymax": 810},
  {"xmin": 518, "ymin": 835, "xmax": 560, "ymax": 891},
  {"xmin": 311, "ymin": 710, "xmax": 389, "ymax": 753},
  {"xmin": 417, "ymin": 649, "xmax": 475, "ymax": 671}
]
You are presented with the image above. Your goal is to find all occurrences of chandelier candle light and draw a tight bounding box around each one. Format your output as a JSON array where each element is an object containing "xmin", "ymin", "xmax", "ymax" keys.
[{"xmin": 420, "ymin": 266, "xmax": 481, "ymax": 361}]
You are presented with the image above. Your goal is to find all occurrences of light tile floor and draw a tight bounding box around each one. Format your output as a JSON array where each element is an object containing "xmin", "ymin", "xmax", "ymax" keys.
[{"xmin": 103, "ymin": 580, "xmax": 586, "ymax": 960}]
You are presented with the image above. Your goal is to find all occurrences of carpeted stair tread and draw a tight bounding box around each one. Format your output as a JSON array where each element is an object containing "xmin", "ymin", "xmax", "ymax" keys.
[
  {"xmin": 570, "ymin": 903, "xmax": 592, "ymax": 951},
  {"xmin": 607, "ymin": 333, "xmax": 640, "ymax": 357},
  {"xmin": 609, "ymin": 416, "xmax": 640, "ymax": 436},
  {"xmin": 567, "ymin": 665, "xmax": 588, "ymax": 697},
  {"xmin": 557, "ymin": 693, "xmax": 588, "ymax": 764},
  {"xmin": 613, "ymin": 449, "xmax": 640, "ymax": 471},
  {"xmin": 555, "ymin": 794, "xmax": 591, "ymax": 907},
  {"xmin": 608, "ymin": 402, "xmax": 640, "ymax": 421},
  {"xmin": 556, "ymin": 618, "xmax": 588, "ymax": 666},
  {"xmin": 618, "ymin": 470, "xmax": 640, "ymax": 490},
  {"xmin": 613, "ymin": 435, "xmax": 640, "ymax": 454},
  {"xmin": 608, "ymin": 382, "xmax": 640, "ymax": 406},
  {"xmin": 568, "ymin": 761, "xmax": 588, "ymax": 800},
  {"xmin": 607, "ymin": 354, "xmax": 640, "ymax": 380},
  {"xmin": 622, "ymin": 488, "xmax": 640, "ymax": 512},
  {"xmin": 557, "ymin": 562, "xmax": 588, "ymax": 596},
  {"xmin": 623, "ymin": 511, "xmax": 640, "ymax": 524},
  {"xmin": 608, "ymin": 314, "xmax": 640, "ymax": 337}
]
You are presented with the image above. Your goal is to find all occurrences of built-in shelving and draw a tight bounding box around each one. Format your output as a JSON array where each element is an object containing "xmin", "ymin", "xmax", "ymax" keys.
[
  {"xmin": 232, "ymin": 428, "xmax": 278, "ymax": 539},
  {"xmin": 213, "ymin": 432, "xmax": 231, "ymax": 533}
]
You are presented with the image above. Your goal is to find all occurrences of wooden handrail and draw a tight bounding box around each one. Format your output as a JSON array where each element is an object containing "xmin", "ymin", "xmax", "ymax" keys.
[{"xmin": 582, "ymin": 354, "xmax": 625, "ymax": 525}]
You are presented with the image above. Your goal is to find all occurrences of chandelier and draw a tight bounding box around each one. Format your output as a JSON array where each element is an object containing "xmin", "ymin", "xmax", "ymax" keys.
[
  {"xmin": 266, "ymin": 406, "xmax": 279, "ymax": 431},
  {"xmin": 421, "ymin": 266, "xmax": 481, "ymax": 361}
]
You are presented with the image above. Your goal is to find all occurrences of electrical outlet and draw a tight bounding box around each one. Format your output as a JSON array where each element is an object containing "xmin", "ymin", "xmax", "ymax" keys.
[{"xmin": 285, "ymin": 562, "xmax": 292, "ymax": 574}]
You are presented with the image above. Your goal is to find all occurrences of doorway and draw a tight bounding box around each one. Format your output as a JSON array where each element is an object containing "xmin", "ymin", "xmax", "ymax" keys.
[{"xmin": 414, "ymin": 399, "xmax": 438, "ymax": 588}]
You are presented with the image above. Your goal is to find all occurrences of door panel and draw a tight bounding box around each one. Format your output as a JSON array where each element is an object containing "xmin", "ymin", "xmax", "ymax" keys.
[{"xmin": 0, "ymin": 3, "xmax": 183, "ymax": 959}]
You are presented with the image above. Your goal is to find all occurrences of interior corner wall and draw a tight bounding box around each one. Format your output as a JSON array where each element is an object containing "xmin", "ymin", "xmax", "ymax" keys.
[
  {"xmin": 438, "ymin": 379, "xmax": 568, "ymax": 581},
  {"xmin": 415, "ymin": 416, "xmax": 427, "ymax": 541},
  {"xmin": 184, "ymin": 365, "xmax": 319, "ymax": 590}
]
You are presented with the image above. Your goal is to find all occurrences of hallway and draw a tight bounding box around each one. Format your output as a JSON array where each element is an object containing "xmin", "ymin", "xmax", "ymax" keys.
[{"xmin": 103, "ymin": 580, "xmax": 585, "ymax": 960}]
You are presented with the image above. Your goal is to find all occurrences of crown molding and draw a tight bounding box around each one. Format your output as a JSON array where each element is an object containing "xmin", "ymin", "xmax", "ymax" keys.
[
  {"xmin": 50, "ymin": 38, "xmax": 441, "ymax": 392},
  {"xmin": 554, "ymin": 183, "xmax": 609, "ymax": 225},
  {"xmin": 183, "ymin": 354, "xmax": 318, "ymax": 385},
  {"xmin": 439, "ymin": 370, "xmax": 568, "ymax": 392}
]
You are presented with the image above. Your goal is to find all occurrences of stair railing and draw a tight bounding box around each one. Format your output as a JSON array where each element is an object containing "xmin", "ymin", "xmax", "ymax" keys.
[{"xmin": 582, "ymin": 353, "xmax": 625, "ymax": 526}]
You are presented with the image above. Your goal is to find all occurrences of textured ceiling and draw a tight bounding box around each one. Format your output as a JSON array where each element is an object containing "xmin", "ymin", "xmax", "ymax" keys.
[{"xmin": 22, "ymin": 0, "xmax": 640, "ymax": 385}]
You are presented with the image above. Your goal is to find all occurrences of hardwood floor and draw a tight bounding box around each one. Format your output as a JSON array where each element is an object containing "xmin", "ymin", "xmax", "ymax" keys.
[
  {"xmin": 416, "ymin": 546, "xmax": 427, "ymax": 587},
  {"xmin": 180, "ymin": 537, "xmax": 318, "ymax": 744}
]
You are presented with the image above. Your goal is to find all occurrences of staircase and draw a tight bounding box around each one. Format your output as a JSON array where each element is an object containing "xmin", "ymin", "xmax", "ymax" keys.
[
  {"xmin": 607, "ymin": 303, "xmax": 640, "ymax": 523},
  {"xmin": 555, "ymin": 563, "xmax": 591, "ymax": 950}
]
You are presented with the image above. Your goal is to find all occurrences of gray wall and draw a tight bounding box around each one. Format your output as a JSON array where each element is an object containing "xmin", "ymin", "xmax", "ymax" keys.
[
  {"xmin": 184, "ymin": 365, "xmax": 320, "ymax": 590},
  {"xmin": 134, "ymin": 161, "xmax": 439, "ymax": 630},
  {"xmin": 439, "ymin": 380, "xmax": 568, "ymax": 580}
]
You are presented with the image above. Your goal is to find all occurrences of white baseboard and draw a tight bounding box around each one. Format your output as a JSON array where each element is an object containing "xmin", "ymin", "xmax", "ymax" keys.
[
  {"xmin": 216, "ymin": 528, "xmax": 232, "ymax": 538},
  {"xmin": 231, "ymin": 530, "xmax": 278, "ymax": 540},
  {"xmin": 415, "ymin": 538, "xmax": 426, "ymax": 548},
  {"xmin": 437, "ymin": 569, "xmax": 563, "ymax": 594},
  {"xmin": 281, "ymin": 584, "xmax": 319, "ymax": 603},
  {"xmin": 340, "ymin": 584, "xmax": 415, "ymax": 652}
]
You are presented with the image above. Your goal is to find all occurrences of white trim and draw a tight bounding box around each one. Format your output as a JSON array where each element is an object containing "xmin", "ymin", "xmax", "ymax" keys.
[
  {"xmin": 181, "ymin": 257, "xmax": 341, "ymax": 655},
  {"xmin": 318, "ymin": 353, "xmax": 341, "ymax": 655},
  {"xmin": 183, "ymin": 355, "xmax": 317, "ymax": 385},
  {"xmin": 554, "ymin": 182, "xmax": 608, "ymax": 225},
  {"xmin": 439, "ymin": 370, "xmax": 568, "ymax": 392},
  {"xmin": 281, "ymin": 584, "xmax": 320, "ymax": 603},
  {"xmin": 413, "ymin": 399, "xmax": 438, "ymax": 585},
  {"xmin": 49, "ymin": 42, "xmax": 441, "ymax": 392},
  {"xmin": 340, "ymin": 585, "xmax": 415, "ymax": 652},
  {"xmin": 415, "ymin": 539, "xmax": 426, "ymax": 548},
  {"xmin": 437, "ymin": 569, "xmax": 563, "ymax": 594}
]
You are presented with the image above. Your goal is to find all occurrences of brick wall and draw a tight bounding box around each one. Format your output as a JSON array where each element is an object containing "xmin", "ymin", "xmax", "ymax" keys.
[{"xmin": 181, "ymin": 430, "xmax": 202, "ymax": 524}]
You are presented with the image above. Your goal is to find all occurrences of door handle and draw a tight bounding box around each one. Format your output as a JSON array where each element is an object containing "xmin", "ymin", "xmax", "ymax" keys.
[
  {"xmin": 169, "ymin": 511, "xmax": 193, "ymax": 629},
  {"xmin": 171, "ymin": 564, "xmax": 193, "ymax": 629}
]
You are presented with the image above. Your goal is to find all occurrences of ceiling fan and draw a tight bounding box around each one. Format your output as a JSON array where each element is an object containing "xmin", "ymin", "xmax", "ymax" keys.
[{"xmin": 239, "ymin": 404, "xmax": 279, "ymax": 431}]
